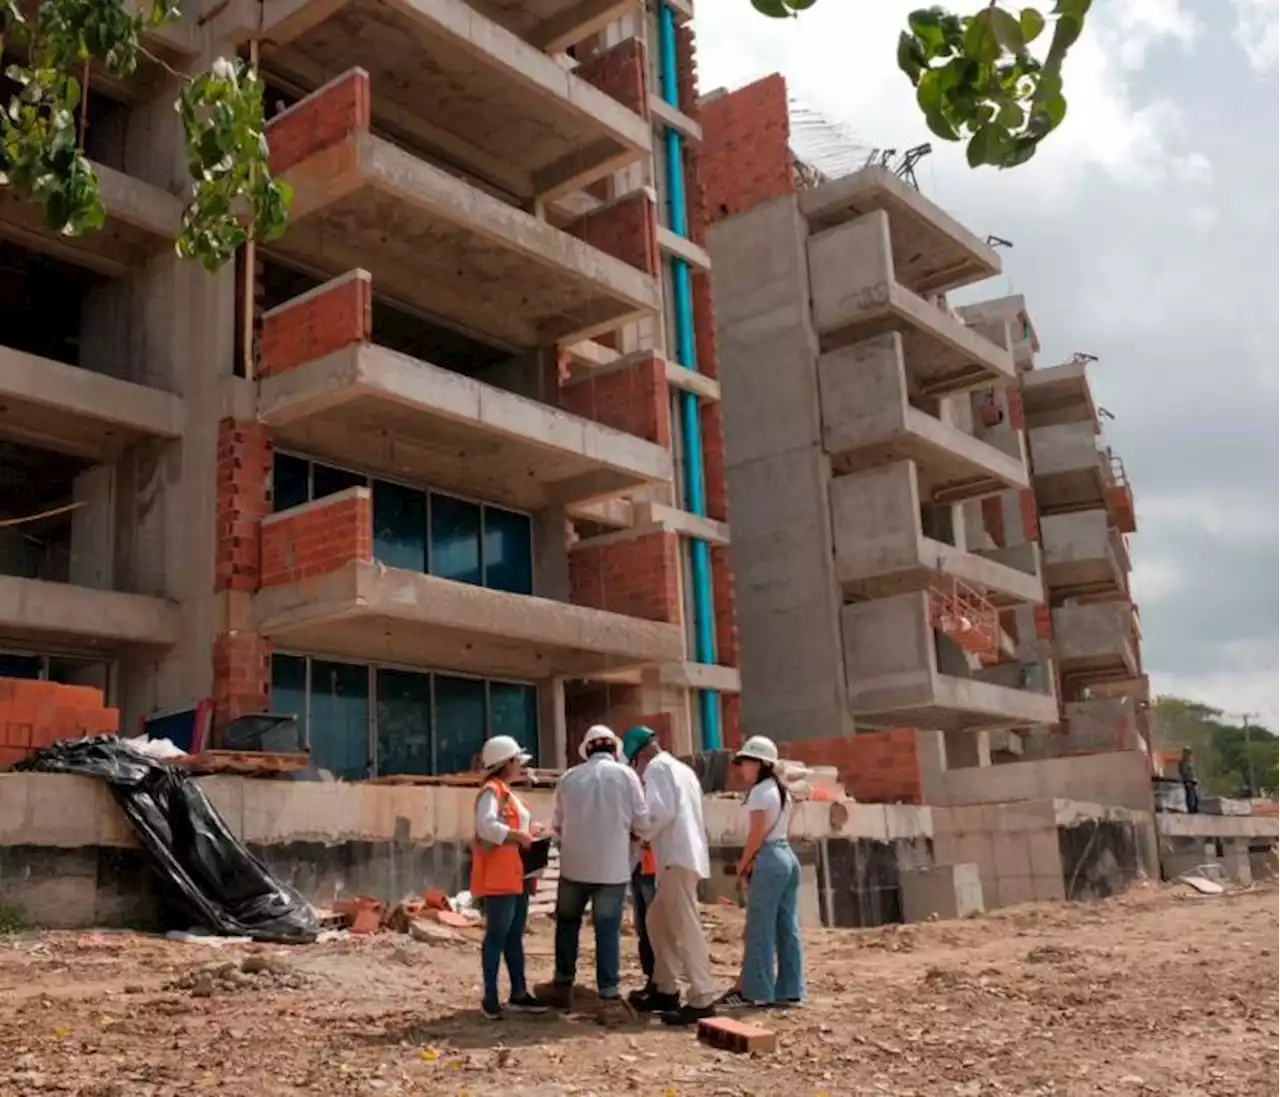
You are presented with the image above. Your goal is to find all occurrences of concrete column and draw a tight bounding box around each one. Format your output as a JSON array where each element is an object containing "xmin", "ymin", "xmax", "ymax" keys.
[
  {"xmin": 533, "ymin": 506, "xmax": 571, "ymax": 602},
  {"xmin": 1221, "ymin": 839, "xmax": 1253, "ymax": 886},
  {"xmin": 538, "ymin": 676, "xmax": 568, "ymax": 768},
  {"xmin": 944, "ymin": 729, "xmax": 991, "ymax": 770},
  {"xmin": 68, "ymin": 465, "xmax": 116, "ymax": 590}
]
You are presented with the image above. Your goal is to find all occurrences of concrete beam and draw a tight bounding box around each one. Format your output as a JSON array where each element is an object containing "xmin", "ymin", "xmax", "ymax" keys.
[
  {"xmin": 528, "ymin": 0, "xmax": 639, "ymax": 52},
  {"xmin": 274, "ymin": 130, "xmax": 660, "ymax": 348},
  {"xmin": 1021, "ymin": 359, "xmax": 1099, "ymax": 430},
  {"xmin": 658, "ymin": 660, "xmax": 741, "ymax": 693},
  {"xmin": 1156, "ymin": 813, "xmax": 1280, "ymax": 841},
  {"xmin": 252, "ymin": 560, "xmax": 684, "ymax": 676},
  {"xmin": 0, "ymin": 576, "xmax": 181, "ymax": 649},
  {"xmin": 632, "ymin": 501, "xmax": 730, "ymax": 546},
  {"xmin": 0, "ymin": 347, "xmax": 185, "ymax": 460},
  {"xmin": 799, "ymin": 166, "xmax": 1001, "ymax": 297},
  {"xmin": 258, "ymin": 342, "xmax": 673, "ymax": 511},
  {"xmin": 665, "ymin": 359, "xmax": 720, "ymax": 402},
  {"xmin": 658, "ymin": 225, "xmax": 712, "ymax": 272},
  {"xmin": 649, "ymin": 95, "xmax": 703, "ymax": 143}
]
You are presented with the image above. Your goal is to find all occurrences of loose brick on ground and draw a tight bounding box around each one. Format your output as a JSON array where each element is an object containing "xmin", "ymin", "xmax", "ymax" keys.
[{"xmin": 697, "ymin": 1016, "xmax": 777, "ymax": 1054}]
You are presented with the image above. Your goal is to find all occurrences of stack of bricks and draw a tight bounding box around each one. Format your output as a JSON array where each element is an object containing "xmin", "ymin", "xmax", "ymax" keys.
[
  {"xmin": 782, "ymin": 728, "xmax": 924, "ymax": 805},
  {"xmin": 0, "ymin": 679, "xmax": 120, "ymax": 770}
]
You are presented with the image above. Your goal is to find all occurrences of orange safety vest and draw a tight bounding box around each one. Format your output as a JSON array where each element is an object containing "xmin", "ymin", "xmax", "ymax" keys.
[
  {"xmin": 639, "ymin": 844, "xmax": 657, "ymax": 877},
  {"xmin": 470, "ymin": 780, "xmax": 524, "ymax": 898}
]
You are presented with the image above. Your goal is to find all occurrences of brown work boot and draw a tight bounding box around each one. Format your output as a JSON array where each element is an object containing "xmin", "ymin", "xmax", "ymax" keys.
[
  {"xmin": 535, "ymin": 980, "xmax": 574, "ymax": 1011},
  {"xmin": 596, "ymin": 994, "xmax": 636, "ymax": 1027}
]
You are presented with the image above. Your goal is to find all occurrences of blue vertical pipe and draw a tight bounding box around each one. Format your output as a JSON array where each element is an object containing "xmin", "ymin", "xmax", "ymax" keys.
[{"xmin": 658, "ymin": 0, "xmax": 720, "ymax": 749}]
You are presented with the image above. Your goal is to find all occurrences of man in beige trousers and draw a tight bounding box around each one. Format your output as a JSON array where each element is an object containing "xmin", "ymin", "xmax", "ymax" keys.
[{"xmin": 621, "ymin": 726, "xmax": 719, "ymax": 1026}]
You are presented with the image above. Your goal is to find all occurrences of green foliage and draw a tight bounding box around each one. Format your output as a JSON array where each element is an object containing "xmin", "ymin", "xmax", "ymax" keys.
[
  {"xmin": 0, "ymin": 901, "xmax": 30, "ymax": 935},
  {"xmin": 1155, "ymin": 697, "xmax": 1279, "ymax": 798},
  {"xmin": 897, "ymin": 0, "xmax": 1091, "ymax": 169},
  {"xmin": 0, "ymin": 0, "xmax": 288, "ymax": 271},
  {"xmin": 751, "ymin": 0, "xmax": 816, "ymax": 15}
]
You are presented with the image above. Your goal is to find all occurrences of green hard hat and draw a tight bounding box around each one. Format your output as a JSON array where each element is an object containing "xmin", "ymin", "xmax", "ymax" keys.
[{"xmin": 621, "ymin": 725, "xmax": 656, "ymax": 762}]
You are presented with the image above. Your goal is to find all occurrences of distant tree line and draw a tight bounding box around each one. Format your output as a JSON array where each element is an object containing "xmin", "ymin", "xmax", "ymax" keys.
[{"xmin": 1154, "ymin": 697, "xmax": 1278, "ymax": 798}]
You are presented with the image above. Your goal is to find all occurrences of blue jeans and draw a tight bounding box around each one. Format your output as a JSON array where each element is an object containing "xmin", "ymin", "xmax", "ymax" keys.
[
  {"xmin": 741, "ymin": 842, "xmax": 806, "ymax": 1004},
  {"xmin": 632, "ymin": 870, "xmax": 656, "ymax": 984},
  {"xmin": 481, "ymin": 890, "xmax": 529, "ymax": 1009},
  {"xmin": 554, "ymin": 879, "xmax": 626, "ymax": 997}
]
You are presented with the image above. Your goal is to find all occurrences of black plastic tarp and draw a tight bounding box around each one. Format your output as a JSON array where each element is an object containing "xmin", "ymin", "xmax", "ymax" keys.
[{"xmin": 17, "ymin": 736, "xmax": 318, "ymax": 943}]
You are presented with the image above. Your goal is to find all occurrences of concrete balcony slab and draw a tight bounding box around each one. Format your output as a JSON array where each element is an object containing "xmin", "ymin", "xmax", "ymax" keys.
[
  {"xmin": 1021, "ymin": 359, "xmax": 1098, "ymax": 430},
  {"xmin": 252, "ymin": 560, "xmax": 683, "ymax": 680},
  {"xmin": 842, "ymin": 592, "xmax": 1059, "ymax": 732},
  {"xmin": 956, "ymin": 294, "xmax": 1039, "ymax": 371},
  {"xmin": 1029, "ymin": 421, "xmax": 1108, "ymax": 515},
  {"xmin": 819, "ymin": 333, "xmax": 1028, "ymax": 500},
  {"xmin": 0, "ymin": 163, "xmax": 182, "ymax": 278},
  {"xmin": 235, "ymin": 0, "xmax": 648, "ymax": 200},
  {"xmin": 258, "ymin": 341, "xmax": 673, "ymax": 511},
  {"xmin": 0, "ymin": 347, "xmax": 185, "ymax": 461},
  {"xmin": 830, "ymin": 463, "xmax": 1042, "ymax": 607},
  {"xmin": 268, "ymin": 126, "xmax": 658, "ymax": 348},
  {"xmin": 807, "ymin": 210, "xmax": 1015, "ymax": 394},
  {"xmin": 0, "ymin": 576, "xmax": 180, "ymax": 652},
  {"xmin": 1040, "ymin": 509, "xmax": 1128, "ymax": 600},
  {"xmin": 457, "ymin": 0, "xmax": 639, "ymax": 49},
  {"xmin": 1053, "ymin": 601, "xmax": 1140, "ymax": 684},
  {"xmin": 799, "ymin": 166, "xmax": 1001, "ymax": 297}
]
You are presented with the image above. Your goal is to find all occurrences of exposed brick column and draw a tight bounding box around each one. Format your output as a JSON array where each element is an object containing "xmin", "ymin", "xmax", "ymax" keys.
[
  {"xmin": 700, "ymin": 402, "xmax": 729, "ymax": 521},
  {"xmin": 721, "ymin": 694, "xmax": 743, "ymax": 751},
  {"xmin": 212, "ymin": 632, "xmax": 273, "ymax": 731},
  {"xmin": 215, "ymin": 418, "xmax": 272, "ymax": 594},
  {"xmin": 710, "ymin": 545, "xmax": 737, "ymax": 667},
  {"xmin": 569, "ymin": 530, "xmax": 681, "ymax": 624},
  {"xmin": 1018, "ymin": 488, "xmax": 1041, "ymax": 543},
  {"xmin": 559, "ymin": 353, "xmax": 671, "ymax": 446},
  {"xmin": 573, "ymin": 37, "xmax": 649, "ymax": 119}
]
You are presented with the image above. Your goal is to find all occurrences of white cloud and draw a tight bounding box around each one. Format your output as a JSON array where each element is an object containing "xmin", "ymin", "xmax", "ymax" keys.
[
  {"xmin": 1231, "ymin": 0, "xmax": 1280, "ymax": 72},
  {"xmin": 1115, "ymin": 0, "xmax": 1203, "ymax": 69}
]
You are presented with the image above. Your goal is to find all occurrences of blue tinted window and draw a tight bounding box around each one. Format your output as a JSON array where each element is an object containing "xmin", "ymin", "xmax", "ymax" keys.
[
  {"xmin": 375, "ymin": 668, "xmax": 431, "ymax": 776},
  {"xmin": 269, "ymin": 654, "xmax": 308, "ymax": 744},
  {"xmin": 483, "ymin": 506, "xmax": 533, "ymax": 595},
  {"xmin": 312, "ymin": 463, "xmax": 366, "ymax": 501},
  {"xmin": 488, "ymin": 681, "xmax": 538, "ymax": 766},
  {"xmin": 308, "ymin": 660, "xmax": 369, "ymax": 780},
  {"xmin": 433, "ymin": 674, "xmax": 486, "ymax": 775},
  {"xmin": 373, "ymin": 481, "xmax": 427, "ymax": 573},
  {"xmin": 430, "ymin": 493, "xmax": 481, "ymax": 586},
  {"xmin": 272, "ymin": 453, "xmax": 310, "ymax": 512}
]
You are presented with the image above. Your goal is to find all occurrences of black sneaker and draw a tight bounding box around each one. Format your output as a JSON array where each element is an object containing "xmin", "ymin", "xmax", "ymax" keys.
[
  {"xmin": 715, "ymin": 990, "xmax": 760, "ymax": 1010},
  {"xmin": 660, "ymin": 1002, "xmax": 716, "ymax": 1027},
  {"xmin": 628, "ymin": 986, "xmax": 680, "ymax": 1013},
  {"xmin": 508, "ymin": 993, "xmax": 549, "ymax": 1014},
  {"xmin": 482, "ymin": 1001, "xmax": 503, "ymax": 1021}
]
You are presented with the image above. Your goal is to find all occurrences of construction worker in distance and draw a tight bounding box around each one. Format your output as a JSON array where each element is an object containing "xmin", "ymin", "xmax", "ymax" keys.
[
  {"xmin": 472, "ymin": 735, "xmax": 550, "ymax": 1021},
  {"xmin": 547, "ymin": 725, "xmax": 649, "ymax": 1011},
  {"xmin": 621, "ymin": 725, "xmax": 720, "ymax": 1026},
  {"xmin": 718, "ymin": 735, "xmax": 806, "ymax": 1011}
]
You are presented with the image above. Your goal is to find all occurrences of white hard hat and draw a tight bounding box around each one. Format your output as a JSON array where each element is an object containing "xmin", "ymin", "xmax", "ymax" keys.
[
  {"xmin": 579, "ymin": 724, "xmax": 620, "ymax": 761},
  {"xmin": 734, "ymin": 735, "xmax": 779, "ymax": 765},
  {"xmin": 481, "ymin": 735, "xmax": 530, "ymax": 773}
]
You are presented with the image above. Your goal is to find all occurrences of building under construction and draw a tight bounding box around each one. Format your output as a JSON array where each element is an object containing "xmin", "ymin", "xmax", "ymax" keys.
[{"xmin": 0, "ymin": 0, "xmax": 740, "ymax": 773}]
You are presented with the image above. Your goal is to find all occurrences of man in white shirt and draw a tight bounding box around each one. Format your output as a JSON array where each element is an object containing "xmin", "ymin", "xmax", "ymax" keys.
[
  {"xmin": 548, "ymin": 725, "xmax": 649, "ymax": 1007},
  {"xmin": 620, "ymin": 725, "xmax": 719, "ymax": 1025}
]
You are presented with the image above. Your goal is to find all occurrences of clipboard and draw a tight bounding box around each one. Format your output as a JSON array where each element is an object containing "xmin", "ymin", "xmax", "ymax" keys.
[{"xmin": 521, "ymin": 836, "xmax": 552, "ymax": 878}]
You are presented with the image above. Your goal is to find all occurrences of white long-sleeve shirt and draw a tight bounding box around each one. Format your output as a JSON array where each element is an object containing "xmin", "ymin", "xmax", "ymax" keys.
[
  {"xmin": 640, "ymin": 751, "xmax": 710, "ymax": 880},
  {"xmin": 474, "ymin": 786, "xmax": 531, "ymax": 846},
  {"xmin": 552, "ymin": 753, "xmax": 649, "ymax": 885}
]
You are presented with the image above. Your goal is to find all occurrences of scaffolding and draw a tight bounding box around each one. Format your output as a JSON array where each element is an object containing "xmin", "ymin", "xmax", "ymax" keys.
[{"xmin": 927, "ymin": 575, "xmax": 999, "ymax": 659}]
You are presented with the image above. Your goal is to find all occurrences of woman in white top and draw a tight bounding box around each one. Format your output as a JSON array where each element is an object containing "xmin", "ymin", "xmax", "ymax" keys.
[{"xmin": 719, "ymin": 735, "xmax": 806, "ymax": 1009}]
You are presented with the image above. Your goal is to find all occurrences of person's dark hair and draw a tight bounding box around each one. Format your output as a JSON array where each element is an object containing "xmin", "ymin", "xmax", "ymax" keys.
[
  {"xmin": 753, "ymin": 760, "xmax": 788, "ymax": 805},
  {"xmin": 586, "ymin": 739, "xmax": 616, "ymax": 758}
]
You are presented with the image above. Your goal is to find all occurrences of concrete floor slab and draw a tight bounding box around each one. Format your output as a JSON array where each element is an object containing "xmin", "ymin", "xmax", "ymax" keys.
[
  {"xmin": 1053, "ymin": 601, "xmax": 1140, "ymax": 683},
  {"xmin": 0, "ymin": 575, "xmax": 181, "ymax": 650},
  {"xmin": 258, "ymin": 342, "xmax": 672, "ymax": 510},
  {"xmin": 1041, "ymin": 510, "xmax": 1129, "ymax": 600},
  {"xmin": 252, "ymin": 560, "xmax": 683, "ymax": 680},
  {"xmin": 255, "ymin": 0, "xmax": 648, "ymax": 201},
  {"xmin": 269, "ymin": 130, "xmax": 659, "ymax": 347},
  {"xmin": 0, "ymin": 347, "xmax": 185, "ymax": 461},
  {"xmin": 799, "ymin": 166, "xmax": 1001, "ymax": 297},
  {"xmin": 0, "ymin": 163, "xmax": 182, "ymax": 278},
  {"xmin": 1021, "ymin": 359, "xmax": 1098, "ymax": 430},
  {"xmin": 1029, "ymin": 422, "xmax": 1109, "ymax": 514}
]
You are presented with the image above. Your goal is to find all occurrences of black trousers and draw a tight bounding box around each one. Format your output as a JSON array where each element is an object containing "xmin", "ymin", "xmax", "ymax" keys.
[
  {"xmin": 1184, "ymin": 781, "xmax": 1199, "ymax": 814},
  {"xmin": 632, "ymin": 868, "xmax": 657, "ymax": 983}
]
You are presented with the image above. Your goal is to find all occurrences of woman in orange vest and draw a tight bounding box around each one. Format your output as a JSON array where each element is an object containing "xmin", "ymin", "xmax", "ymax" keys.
[{"xmin": 472, "ymin": 735, "xmax": 549, "ymax": 1021}]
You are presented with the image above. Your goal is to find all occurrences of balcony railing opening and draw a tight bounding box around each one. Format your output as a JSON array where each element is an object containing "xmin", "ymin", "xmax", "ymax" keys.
[
  {"xmin": 928, "ymin": 575, "xmax": 999, "ymax": 659},
  {"xmin": 0, "ymin": 240, "xmax": 106, "ymax": 367},
  {"xmin": 0, "ymin": 440, "xmax": 92, "ymax": 584}
]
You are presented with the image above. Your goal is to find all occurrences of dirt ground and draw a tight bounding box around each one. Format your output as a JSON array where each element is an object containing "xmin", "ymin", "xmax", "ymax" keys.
[{"xmin": 0, "ymin": 883, "xmax": 1275, "ymax": 1097}]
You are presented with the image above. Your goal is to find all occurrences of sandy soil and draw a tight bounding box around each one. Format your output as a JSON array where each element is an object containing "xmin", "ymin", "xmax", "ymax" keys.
[{"xmin": 0, "ymin": 883, "xmax": 1274, "ymax": 1096}]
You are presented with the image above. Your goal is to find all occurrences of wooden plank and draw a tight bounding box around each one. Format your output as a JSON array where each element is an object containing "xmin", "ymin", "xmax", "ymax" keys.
[{"xmin": 176, "ymin": 751, "xmax": 310, "ymax": 775}]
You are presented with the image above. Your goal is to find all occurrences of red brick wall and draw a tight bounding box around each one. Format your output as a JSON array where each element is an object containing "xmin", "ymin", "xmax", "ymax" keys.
[
  {"xmin": 569, "ymin": 530, "xmax": 680, "ymax": 624},
  {"xmin": 259, "ymin": 272, "xmax": 372, "ymax": 377},
  {"xmin": 700, "ymin": 401, "xmax": 729, "ymax": 521},
  {"xmin": 215, "ymin": 419, "xmax": 272, "ymax": 594},
  {"xmin": 700, "ymin": 74, "xmax": 792, "ymax": 223},
  {"xmin": 564, "ymin": 682, "xmax": 640, "ymax": 754},
  {"xmin": 1018, "ymin": 488, "xmax": 1041, "ymax": 543},
  {"xmin": 710, "ymin": 545, "xmax": 737, "ymax": 667},
  {"xmin": 0, "ymin": 679, "xmax": 120, "ymax": 768},
  {"xmin": 565, "ymin": 191, "xmax": 660, "ymax": 276},
  {"xmin": 267, "ymin": 68, "xmax": 370, "ymax": 175},
  {"xmin": 980, "ymin": 496, "xmax": 1006, "ymax": 548},
  {"xmin": 783, "ymin": 728, "xmax": 924, "ymax": 805},
  {"xmin": 573, "ymin": 37, "xmax": 648, "ymax": 119},
  {"xmin": 212, "ymin": 632, "xmax": 272, "ymax": 732},
  {"xmin": 721, "ymin": 694, "xmax": 742, "ymax": 751},
  {"xmin": 559, "ymin": 354, "xmax": 671, "ymax": 447},
  {"xmin": 1006, "ymin": 384, "xmax": 1025, "ymax": 430},
  {"xmin": 260, "ymin": 490, "xmax": 373, "ymax": 589}
]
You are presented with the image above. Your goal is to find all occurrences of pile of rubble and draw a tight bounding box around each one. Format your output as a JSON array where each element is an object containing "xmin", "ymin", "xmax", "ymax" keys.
[
  {"xmin": 165, "ymin": 952, "xmax": 309, "ymax": 998},
  {"xmin": 319, "ymin": 888, "xmax": 480, "ymax": 938}
]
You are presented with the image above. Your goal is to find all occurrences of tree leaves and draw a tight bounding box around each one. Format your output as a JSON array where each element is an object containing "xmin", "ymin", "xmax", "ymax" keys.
[
  {"xmin": 0, "ymin": 0, "xmax": 288, "ymax": 269},
  {"xmin": 751, "ymin": 0, "xmax": 813, "ymax": 16},
  {"xmin": 894, "ymin": 2, "xmax": 1089, "ymax": 169}
]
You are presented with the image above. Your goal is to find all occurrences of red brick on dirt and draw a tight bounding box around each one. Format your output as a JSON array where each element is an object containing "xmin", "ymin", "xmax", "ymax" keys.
[{"xmin": 697, "ymin": 1016, "xmax": 776, "ymax": 1054}]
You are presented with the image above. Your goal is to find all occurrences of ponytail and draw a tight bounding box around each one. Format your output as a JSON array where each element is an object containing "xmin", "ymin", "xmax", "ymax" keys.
[{"xmin": 756, "ymin": 761, "xmax": 788, "ymax": 805}]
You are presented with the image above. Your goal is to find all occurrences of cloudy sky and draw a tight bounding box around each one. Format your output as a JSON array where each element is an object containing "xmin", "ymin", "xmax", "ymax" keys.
[{"xmin": 694, "ymin": 0, "xmax": 1280, "ymax": 730}]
